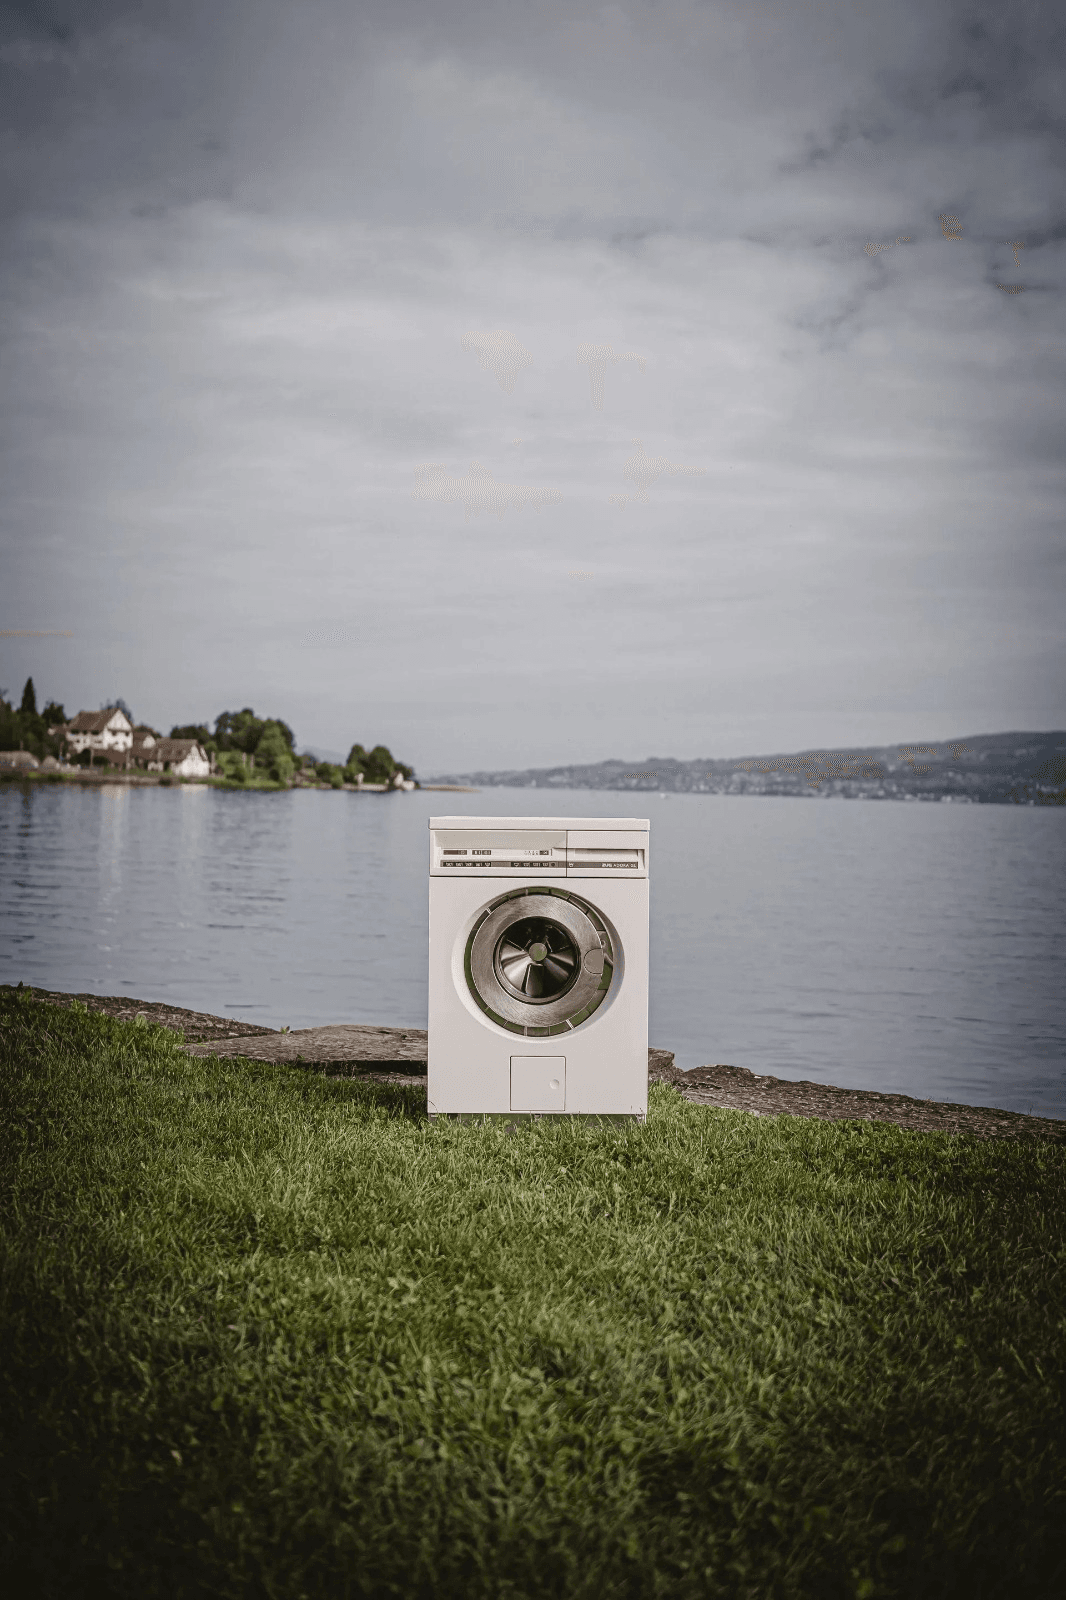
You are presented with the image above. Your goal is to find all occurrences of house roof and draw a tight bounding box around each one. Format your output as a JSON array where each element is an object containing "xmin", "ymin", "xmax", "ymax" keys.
[
  {"xmin": 147, "ymin": 739, "xmax": 206, "ymax": 763},
  {"xmin": 66, "ymin": 708, "xmax": 132, "ymax": 733}
]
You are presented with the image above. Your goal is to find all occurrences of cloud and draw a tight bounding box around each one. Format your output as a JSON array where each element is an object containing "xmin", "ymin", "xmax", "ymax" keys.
[
  {"xmin": 0, "ymin": 0, "xmax": 1062, "ymax": 770},
  {"xmin": 413, "ymin": 461, "xmax": 562, "ymax": 518},
  {"xmin": 460, "ymin": 329, "xmax": 535, "ymax": 393},
  {"xmin": 609, "ymin": 440, "xmax": 705, "ymax": 504},
  {"xmin": 576, "ymin": 342, "xmax": 646, "ymax": 409}
]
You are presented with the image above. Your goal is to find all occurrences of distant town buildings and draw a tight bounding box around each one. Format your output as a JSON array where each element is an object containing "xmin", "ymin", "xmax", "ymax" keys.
[
  {"xmin": 3, "ymin": 696, "xmax": 416, "ymax": 791},
  {"xmin": 53, "ymin": 709, "xmax": 210, "ymax": 777}
]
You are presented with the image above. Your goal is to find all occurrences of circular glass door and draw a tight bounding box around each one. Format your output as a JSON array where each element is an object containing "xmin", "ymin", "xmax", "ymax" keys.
[{"xmin": 465, "ymin": 888, "xmax": 615, "ymax": 1035}]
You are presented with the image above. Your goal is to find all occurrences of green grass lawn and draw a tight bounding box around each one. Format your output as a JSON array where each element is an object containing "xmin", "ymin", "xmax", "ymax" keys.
[{"xmin": 1, "ymin": 994, "xmax": 1063, "ymax": 1600}]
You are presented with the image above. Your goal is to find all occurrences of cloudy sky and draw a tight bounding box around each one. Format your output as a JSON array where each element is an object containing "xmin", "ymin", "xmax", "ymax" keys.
[{"xmin": 1, "ymin": 0, "xmax": 1062, "ymax": 773}]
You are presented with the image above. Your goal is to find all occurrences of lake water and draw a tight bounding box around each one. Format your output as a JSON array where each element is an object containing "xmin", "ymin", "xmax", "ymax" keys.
[{"xmin": 1, "ymin": 782, "xmax": 1063, "ymax": 1118}]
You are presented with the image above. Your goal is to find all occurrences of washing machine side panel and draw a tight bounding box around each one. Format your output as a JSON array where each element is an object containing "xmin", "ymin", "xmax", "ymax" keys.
[{"xmin": 428, "ymin": 875, "xmax": 648, "ymax": 1117}]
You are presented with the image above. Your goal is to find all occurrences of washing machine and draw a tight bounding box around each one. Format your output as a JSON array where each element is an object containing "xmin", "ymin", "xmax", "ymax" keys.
[{"xmin": 428, "ymin": 816, "xmax": 650, "ymax": 1121}]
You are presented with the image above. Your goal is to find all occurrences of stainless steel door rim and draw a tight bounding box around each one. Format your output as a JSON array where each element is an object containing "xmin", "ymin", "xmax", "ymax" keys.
[{"xmin": 466, "ymin": 889, "xmax": 615, "ymax": 1031}]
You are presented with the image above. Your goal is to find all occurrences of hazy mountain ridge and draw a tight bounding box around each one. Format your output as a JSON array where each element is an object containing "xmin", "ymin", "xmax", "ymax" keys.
[{"xmin": 427, "ymin": 732, "xmax": 1066, "ymax": 805}]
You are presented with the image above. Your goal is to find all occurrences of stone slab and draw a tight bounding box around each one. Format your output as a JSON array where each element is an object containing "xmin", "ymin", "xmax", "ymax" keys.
[
  {"xmin": 184, "ymin": 1023, "xmax": 431, "ymax": 1070},
  {"xmin": 185, "ymin": 1027, "xmax": 677, "ymax": 1083}
]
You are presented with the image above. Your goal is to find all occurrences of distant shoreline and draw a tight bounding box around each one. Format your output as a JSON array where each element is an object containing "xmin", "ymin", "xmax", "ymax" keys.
[
  {"xmin": 424, "ymin": 732, "xmax": 1066, "ymax": 807},
  {"xmin": 1, "ymin": 765, "xmax": 1059, "ymax": 804},
  {"xmin": 0, "ymin": 770, "xmax": 479, "ymax": 793}
]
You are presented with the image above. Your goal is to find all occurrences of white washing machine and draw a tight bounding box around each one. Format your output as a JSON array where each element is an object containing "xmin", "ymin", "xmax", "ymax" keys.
[{"xmin": 428, "ymin": 816, "xmax": 650, "ymax": 1122}]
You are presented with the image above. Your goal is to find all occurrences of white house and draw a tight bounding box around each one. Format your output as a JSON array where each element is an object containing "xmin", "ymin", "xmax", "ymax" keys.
[
  {"xmin": 143, "ymin": 738, "xmax": 211, "ymax": 778},
  {"xmin": 64, "ymin": 708, "xmax": 133, "ymax": 756}
]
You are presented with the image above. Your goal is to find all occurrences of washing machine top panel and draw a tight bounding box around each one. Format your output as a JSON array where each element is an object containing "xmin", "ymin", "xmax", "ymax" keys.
[
  {"xmin": 429, "ymin": 817, "xmax": 648, "ymax": 879},
  {"xmin": 429, "ymin": 817, "xmax": 649, "ymax": 831}
]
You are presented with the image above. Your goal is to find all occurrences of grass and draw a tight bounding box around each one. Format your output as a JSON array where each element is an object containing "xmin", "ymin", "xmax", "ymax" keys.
[
  {"xmin": 1, "ymin": 994, "xmax": 1063, "ymax": 1600},
  {"xmin": 204, "ymin": 775, "xmax": 290, "ymax": 791}
]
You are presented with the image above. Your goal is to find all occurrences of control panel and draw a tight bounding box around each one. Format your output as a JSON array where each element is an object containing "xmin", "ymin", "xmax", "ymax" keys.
[{"xmin": 430, "ymin": 828, "xmax": 647, "ymax": 877}]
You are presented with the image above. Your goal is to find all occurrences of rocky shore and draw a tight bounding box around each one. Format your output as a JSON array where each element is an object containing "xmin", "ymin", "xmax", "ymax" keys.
[{"xmin": 14, "ymin": 987, "xmax": 1062, "ymax": 1143}]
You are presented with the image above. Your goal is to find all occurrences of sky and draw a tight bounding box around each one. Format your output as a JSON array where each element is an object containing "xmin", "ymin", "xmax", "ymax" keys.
[{"xmin": 1, "ymin": 0, "xmax": 1063, "ymax": 774}]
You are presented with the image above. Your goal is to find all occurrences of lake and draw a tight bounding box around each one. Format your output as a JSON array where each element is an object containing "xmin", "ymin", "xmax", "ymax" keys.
[{"xmin": 1, "ymin": 782, "xmax": 1063, "ymax": 1118}]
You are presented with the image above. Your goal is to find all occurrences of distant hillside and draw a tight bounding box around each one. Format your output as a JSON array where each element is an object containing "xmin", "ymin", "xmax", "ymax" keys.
[{"xmin": 426, "ymin": 732, "xmax": 1066, "ymax": 805}]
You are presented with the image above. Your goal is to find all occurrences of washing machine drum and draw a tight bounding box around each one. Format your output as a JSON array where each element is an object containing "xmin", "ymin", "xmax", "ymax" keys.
[{"xmin": 465, "ymin": 888, "xmax": 615, "ymax": 1035}]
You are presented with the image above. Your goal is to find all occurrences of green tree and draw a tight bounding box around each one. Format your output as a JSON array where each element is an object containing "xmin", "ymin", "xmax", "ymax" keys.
[
  {"xmin": 256, "ymin": 722, "xmax": 295, "ymax": 784},
  {"xmin": 219, "ymin": 751, "xmax": 247, "ymax": 783},
  {"xmin": 41, "ymin": 701, "xmax": 66, "ymax": 728},
  {"xmin": 363, "ymin": 744, "xmax": 398, "ymax": 784},
  {"xmin": 343, "ymin": 742, "xmax": 415, "ymax": 785},
  {"xmin": 214, "ymin": 709, "xmax": 295, "ymax": 755},
  {"xmin": 214, "ymin": 709, "xmax": 264, "ymax": 753},
  {"xmin": 0, "ymin": 682, "xmax": 49, "ymax": 758},
  {"xmin": 0, "ymin": 695, "xmax": 20, "ymax": 752}
]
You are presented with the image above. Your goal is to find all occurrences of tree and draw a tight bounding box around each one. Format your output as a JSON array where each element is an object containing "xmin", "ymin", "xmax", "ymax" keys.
[
  {"xmin": 0, "ymin": 694, "xmax": 20, "ymax": 752},
  {"xmin": 41, "ymin": 701, "xmax": 66, "ymax": 728},
  {"xmin": 364, "ymin": 744, "xmax": 398, "ymax": 785},
  {"xmin": 256, "ymin": 721, "xmax": 295, "ymax": 784},
  {"xmin": 214, "ymin": 709, "xmax": 295, "ymax": 755},
  {"xmin": 214, "ymin": 709, "xmax": 264, "ymax": 753},
  {"xmin": 101, "ymin": 697, "xmax": 134, "ymax": 722},
  {"xmin": 0, "ymin": 683, "xmax": 49, "ymax": 758},
  {"xmin": 344, "ymin": 742, "xmax": 414, "ymax": 785}
]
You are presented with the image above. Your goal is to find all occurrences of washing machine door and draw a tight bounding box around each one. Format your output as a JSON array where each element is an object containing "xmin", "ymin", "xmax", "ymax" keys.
[{"xmin": 465, "ymin": 888, "xmax": 615, "ymax": 1034}]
